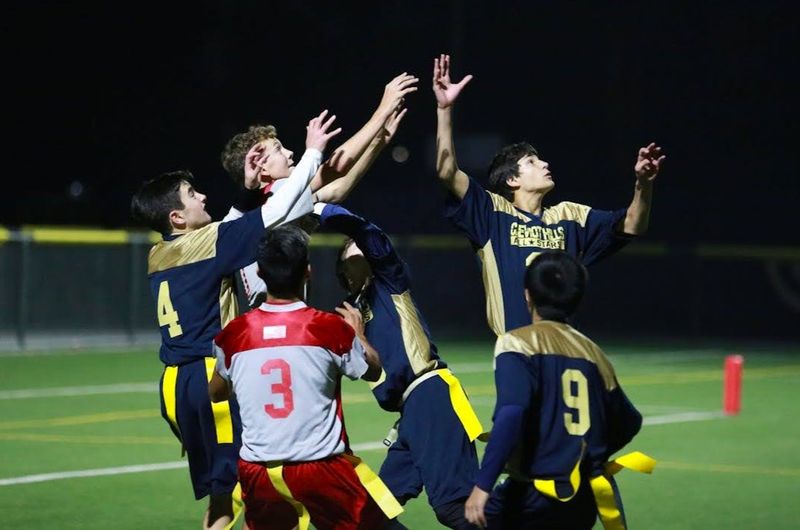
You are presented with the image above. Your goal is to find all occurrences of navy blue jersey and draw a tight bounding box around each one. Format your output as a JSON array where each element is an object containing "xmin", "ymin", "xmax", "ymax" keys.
[
  {"xmin": 319, "ymin": 204, "xmax": 445, "ymax": 411},
  {"xmin": 476, "ymin": 320, "xmax": 641, "ymax": 495},
  {"xmin": 148, "ymin": 209, "xmax": 266, "ymax": 365},
  {"xmin": 445, "ymin": 177, "xmax": 631, "ymax": 335}
]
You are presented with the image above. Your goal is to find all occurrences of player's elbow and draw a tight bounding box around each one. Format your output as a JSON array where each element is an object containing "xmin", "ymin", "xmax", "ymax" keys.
[
  {"xmin": 361, "ymin": 364, "xmax": 382, "ymax": 383},
  {"xmin": 621, "ymin": 213, "xmax": 648, "ymax": 236}
]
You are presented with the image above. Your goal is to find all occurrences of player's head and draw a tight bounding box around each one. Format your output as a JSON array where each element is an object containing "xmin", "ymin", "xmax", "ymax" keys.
[
  {"xmin": 336, "ymin": 238, "xmax": 372, "ymax": 296},
  {"xmin": 130, "ymin": 170, "xmax": 211, "ymax": 235},
  {"xmin": 221, "ymin": 124, "xmax": 295, "ymax": 185},
  {"xmin": 488, "ymin": 142, "xmax": 554, "ymax": 201},
  {"xmin": 257, "ymin": 224, "xmax": 311, "ymax": 299},
  {"xmin": 524, "ymin": 251, "xmax": 587, "ymax": 322}
]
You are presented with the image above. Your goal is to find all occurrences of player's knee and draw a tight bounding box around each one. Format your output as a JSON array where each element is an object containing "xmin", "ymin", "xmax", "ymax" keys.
[{"xmin": 434, "ymin": 499, "xmax": 480, "ymax": 530}]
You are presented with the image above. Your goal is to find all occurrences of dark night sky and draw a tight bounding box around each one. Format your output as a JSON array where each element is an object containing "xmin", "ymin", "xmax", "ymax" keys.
[{"xmin": 6, "ymin": 1, "xmax": 798, "ymax": 245}]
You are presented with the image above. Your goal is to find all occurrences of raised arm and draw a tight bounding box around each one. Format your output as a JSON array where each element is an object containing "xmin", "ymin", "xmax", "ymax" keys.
[
  {"xmin": 621, "ymin": 142, "xmax": 665, "ymax": 235},
  {"xmin": 261, "ymin": 110, "xmax": 341, "ymax": 228},
  {"xmin": 314, "ymin": 108, "xmax": 408, "ymax": 204},
  {"xmin": 309, "ymin": 73, "xmax": 418, "ymax": 192},
  {"xmin": 434, "ymin": 54, "xmax": 473, "ymax": 199}
]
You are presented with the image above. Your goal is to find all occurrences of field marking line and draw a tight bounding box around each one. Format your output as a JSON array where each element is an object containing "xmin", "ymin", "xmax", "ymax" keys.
[
  {"xmin": 642, "ymin": 410, "xmax": 726, "ymax": 425},
  {"xmin": 0, "ymin": 410, "xmax": 155, "ymax": 430},
  {"xmin": 0, "ymin": 383, "xmax": 155, "ymax": 400},
  {"xmin": 0, "ymin": 432, "xmax": 176, "ymax": 445},
  {"xmin": 3, "ymin": 363, "xmax": 799, "ymax": 401},
  {"xmin": 0, "ymin": 411, "xmax": 728, "ymax": 486}
]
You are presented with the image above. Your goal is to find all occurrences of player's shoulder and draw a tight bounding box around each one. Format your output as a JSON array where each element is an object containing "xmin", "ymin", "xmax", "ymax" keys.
[
  {"xmin": 215, "ymin": 309, "xmax": 256, "ymax": 344},
  {"xmin": 147, "ymin": 223, "xmax": 222, "ymax": 274},
  {"xmin": 494, "ymin": 324, "xmax": 538, "ymax": 358},
  {"xmin": 494, "ymin": 321, "xmax": 596, "ymax": 357},
  {"xmin": 305, "ymin": 308, "xmax": 356, "ymax": 353},
  {"xmin": 542, "ymin": 201, "xmax": 592, "ymax": 226},
  {"xmin": 483, "ymin": 190, "xmax": 533, "ymax": 223}
]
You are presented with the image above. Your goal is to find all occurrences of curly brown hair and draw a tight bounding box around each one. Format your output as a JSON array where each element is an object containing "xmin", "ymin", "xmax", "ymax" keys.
[{"xmin": 220, "ymin": 124, "xmax": 278, "ymax": 186}]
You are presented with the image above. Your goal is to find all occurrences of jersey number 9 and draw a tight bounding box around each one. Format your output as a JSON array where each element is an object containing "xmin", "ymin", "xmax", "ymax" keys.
[{"xmin": 562, "ymin": 369, "xmax": 590, "ymax": 436}]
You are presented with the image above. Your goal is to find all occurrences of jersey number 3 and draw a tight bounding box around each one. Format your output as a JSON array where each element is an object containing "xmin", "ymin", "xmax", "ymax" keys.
[
  {"xmin": 261, "ymin": 359, "xmax": 294, "ymax": 419},
  {"xmin": 157, "ymin": 281, "xmax": 183, "ymax": 338},
  {"xmin": 562, "ymin": 369, "xmax": 590, "ymax": 436}
]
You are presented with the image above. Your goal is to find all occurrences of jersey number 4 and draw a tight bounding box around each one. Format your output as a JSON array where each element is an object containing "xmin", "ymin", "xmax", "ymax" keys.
[
  {"xmin": 157, "ymin": 281, "xmax": 183, "ymax": 338},
  {"xmin": 562, "ymin": 369, "xmax": 590, "ymax": 436},
  {"xmin": 261, "ymin": 359, "xmax": 294, "ymax": 419}
]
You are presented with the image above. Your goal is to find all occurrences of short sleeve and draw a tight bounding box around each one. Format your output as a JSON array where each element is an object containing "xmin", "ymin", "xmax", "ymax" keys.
[
  {"xmin": 444, "ymin": 176, "xmax": 496, "ymax": 248},
  {"xmin": 331, "ymin": 336, "xmax": 370, "ymax": 381},
  {"xmin": 580, "ymin": 208, "xmax": 633, "ymax": 265},
  {"xmin": 213, "ymin": 341, "xmax": 231, "ymax": 381}
]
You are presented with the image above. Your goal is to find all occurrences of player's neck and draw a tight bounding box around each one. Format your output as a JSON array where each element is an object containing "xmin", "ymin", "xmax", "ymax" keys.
[
  {"xmin": 266, "ymin": 294, "xmax": 303, "ymax": 304},
  {"xmin": 531, "ymin": 308, "xmax": 543, "ymax": 323},
  {"xmin": 513, "ymin": 190, "xmax": 546, "ymax": 216}
]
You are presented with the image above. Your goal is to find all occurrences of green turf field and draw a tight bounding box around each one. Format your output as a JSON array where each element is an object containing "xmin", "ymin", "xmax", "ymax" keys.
[{"xmin": 1, "ymin": 341, "xmax": 799, "ymax": 529}]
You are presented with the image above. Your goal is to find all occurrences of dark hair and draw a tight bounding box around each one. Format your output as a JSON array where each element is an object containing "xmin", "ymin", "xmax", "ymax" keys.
[
  {"xmin": 288, "ymin": 212, "xmax": 321, "ymax": 235},
  {"xmin": 130, "ymin": 170, "xmax": 192, "ymax": 234},
  {"xmin": 257, "ymin": 224, "xmax": 310, "ymax": 298},
  {"xmin": 220, "ymin": 124, "xmax": 278, "ymax": 186},
  {"xmin": 487, "ymin": 142, "xmax": 539, "ymax": 201},
  {"xmin": 524, "ymin": 251, "xmax": 587, "ymax": 322}
]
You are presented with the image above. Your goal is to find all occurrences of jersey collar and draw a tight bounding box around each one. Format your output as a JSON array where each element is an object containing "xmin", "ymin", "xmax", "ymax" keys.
[{"xmin": 259, "ymin": 300, "xmax": 307, "ymax": 312}]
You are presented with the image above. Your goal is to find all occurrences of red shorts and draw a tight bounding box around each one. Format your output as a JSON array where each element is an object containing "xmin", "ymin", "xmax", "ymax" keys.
[{"xmin": 238, "ymin": 455, "xmax": 389, "ymax": 530}]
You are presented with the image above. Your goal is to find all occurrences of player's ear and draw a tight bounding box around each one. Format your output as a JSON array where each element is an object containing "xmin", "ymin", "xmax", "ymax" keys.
[
  {"xmin": 505, "ymin": 174, "xmax": 521, "ymax": 190},
  {"xmin": 168, "ymin": 208, "xmax": 185, "ymax": 230},
  {"xmin": 305, "ymin": 264, "xmax": 312, "ymax": 279}
]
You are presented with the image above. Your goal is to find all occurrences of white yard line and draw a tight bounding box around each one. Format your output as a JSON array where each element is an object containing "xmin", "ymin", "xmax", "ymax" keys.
[
  {"xmin": 0, "ymin": 412, "xmax": 725, "ymax": 486},
  {"xmin": 0, "ymin": 383, "xmax": 155, "ymax": 400},
  {"xmin": 643, "ymin": 410, "xmax": 726, "ymax": 425}
]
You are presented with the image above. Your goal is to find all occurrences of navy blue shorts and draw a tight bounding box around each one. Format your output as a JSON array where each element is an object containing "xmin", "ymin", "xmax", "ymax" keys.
[
  {"xmin": 484, "ymin": 476, "xmax": 606, "ymax": 530},
  {"xmin": 159, "ymin": 357, "xmax": 241, "ymax": 500},
  {"xmin": 378, "ymin": 375, "xmax": 479, "ymax": 509}
]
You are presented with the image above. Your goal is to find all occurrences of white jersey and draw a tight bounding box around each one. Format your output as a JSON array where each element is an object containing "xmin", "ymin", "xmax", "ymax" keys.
[
  {"xmin": 222, "ymin": 176, "xmax": 315, "ymax": 308},
  {"xmin": 213, "ymin": 301, "xmax": 368, "ymax": 462}
]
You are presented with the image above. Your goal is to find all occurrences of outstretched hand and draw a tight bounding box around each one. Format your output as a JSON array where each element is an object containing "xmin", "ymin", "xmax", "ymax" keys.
[
  {"xmin": 380, "ymin": 107, "xmax": 409, "ymax": 144},
  {"xmin": 433, "ymin": 54, "xmax": 473, "ymax": 109},
  {"xmin": 377, "ymin": 73, "xmax": 419, "ymax": 119},
  {"xmin": 306, "ymin": 110, "xmax": 343, "ymax": 153},
  {"xmin": 634, "ymin": 142, "xmax": 666, "ymax": 184}
]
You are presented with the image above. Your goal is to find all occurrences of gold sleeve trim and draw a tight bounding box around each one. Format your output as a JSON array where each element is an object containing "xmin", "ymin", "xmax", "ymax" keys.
[
  {"xmin": 147, "ymin": 223, "xmax": 220, "ymax": 274},
  {"xmin": 542, "ymin": 202, "xmax": 591, "ymax": 227},
  {"xmin": 495, "ymin": 322, "xmax": 617, "ymax": 390},
  {"xmin": 390, "ymin": 290, "xmax": 439, "ymax": 376},
  {"xmin": 488, "ymin": 191, "xmax": 532, "ymax": 222},
  {"xmin": 219, "ymin": 276, "xmax": 239, "ymax": 328},
  {"xmin": 477, "ymin": 240, "xmax": 506, "ymax": 337}
]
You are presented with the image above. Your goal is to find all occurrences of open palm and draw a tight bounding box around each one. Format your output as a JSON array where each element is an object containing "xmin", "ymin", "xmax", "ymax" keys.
[{"xmin": 433, "ymin": 54, "xmax": 473, "ymax": 109}]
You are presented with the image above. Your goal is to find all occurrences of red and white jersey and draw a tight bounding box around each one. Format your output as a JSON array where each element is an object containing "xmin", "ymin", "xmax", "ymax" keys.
[{"xmin": 213, "ymin": 300, "xmax": 368, "ymax": 463}]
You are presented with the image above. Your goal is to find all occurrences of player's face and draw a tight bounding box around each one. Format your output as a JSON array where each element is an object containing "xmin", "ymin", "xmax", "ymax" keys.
[
  {"xmin": 256, "ymin": 138, "xmax": 295, "ymax": 182},
  {"xmin": 515, "ymin": 154, "xmax": 554, "ymax": 194},
  {"xmin": 177, "ymin": 181, "xmax": 211, "ymax": 230},
  {"xmin": 340, "ymin": 242, "xmax": 372, "ymax": 294}
]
